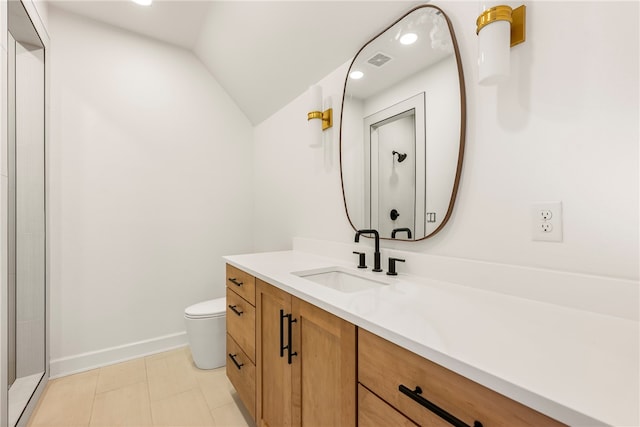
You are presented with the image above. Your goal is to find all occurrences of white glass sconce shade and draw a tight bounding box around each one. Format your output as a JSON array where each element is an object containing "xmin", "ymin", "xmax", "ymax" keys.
[
  {"xmin": 307, "ymin": 84, "xmax": 333, "ymax": 147},
  {"xmin": 476, "ymin": 4, "xmax": 526, "ymax": 85},
  {"xmin": 308, "ymin": 85, "xmax": 323, "ymax": 147},
  {"xmin": 478, "ymin": 19, "xmax": 511, "ymax": 85}
]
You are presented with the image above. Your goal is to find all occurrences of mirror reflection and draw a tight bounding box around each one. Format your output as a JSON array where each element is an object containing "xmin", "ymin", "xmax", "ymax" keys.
[{"xmin": 340, "ymin": 5, "xmax": 465, "ymax": 240}]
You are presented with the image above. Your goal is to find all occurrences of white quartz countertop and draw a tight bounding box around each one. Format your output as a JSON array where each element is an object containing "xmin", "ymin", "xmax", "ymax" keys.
[{"xmin": 224, "ymin": 250, "xmax": 639, "ymax": 427}]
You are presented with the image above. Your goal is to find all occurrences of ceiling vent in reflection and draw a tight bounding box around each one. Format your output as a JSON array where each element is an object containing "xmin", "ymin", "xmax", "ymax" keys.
[{"xmin": 367, "ymin": 52, "xmax": 392, "ymax": 67}]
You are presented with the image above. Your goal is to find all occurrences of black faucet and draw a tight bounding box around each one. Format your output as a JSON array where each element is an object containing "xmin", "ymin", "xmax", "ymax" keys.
[
  {"xmin": 355, "ymin": 229, "xmax": 382, "ymax": 272},
  {"xmin": 391, "ymin": 228, "xmax": 412, "ymax": 239}
]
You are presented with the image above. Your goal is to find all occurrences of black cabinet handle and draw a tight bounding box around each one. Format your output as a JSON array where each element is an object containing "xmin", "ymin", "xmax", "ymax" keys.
[
  {"xmin": 279, "ymin": 309, "xmax": 286, "ymax": 358},
  {"xmin": 228, "ymin": 304, "xmax": 243, "ymax": 316},
  {"xmin": 228, "ymin": 277, "xmax": 243, "ymax": 287},
  {"xmin": 228, "ymin": 353, "xmax": 244, "ymax": 370},
  {"xmin": 279, "ymin": 310, "xmax": 298, "ymax": 364},
  {"xmin": 287, "ymin": 314, "xmax": 298, "ymax": 364},
  {"xmin": 398, "ymin": 384, "xmax": 483, "ymax": 427}
]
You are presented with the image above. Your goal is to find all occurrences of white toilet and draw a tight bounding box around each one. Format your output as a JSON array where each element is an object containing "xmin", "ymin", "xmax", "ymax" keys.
[{"xmin": 184, "ymin": 297, "xmax": 226, "ymax": 369}]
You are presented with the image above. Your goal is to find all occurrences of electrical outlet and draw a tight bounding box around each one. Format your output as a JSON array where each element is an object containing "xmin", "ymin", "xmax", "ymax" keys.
[{"xmin": 532, "ymin": 202, "xmax": 562, "ymax": 242}]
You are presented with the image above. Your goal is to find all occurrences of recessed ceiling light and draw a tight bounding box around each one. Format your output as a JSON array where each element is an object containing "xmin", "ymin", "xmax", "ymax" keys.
[
  {"xmin": 132, "ymin": 0, "xmax": 152, "ymax": 6},
  {"xmin": 400, "ymin": 33, "xmax": 418, "ymax": 45},
  {"xmin": 349, "ymin": 71, "xmax": 364, "ymax": 80}
]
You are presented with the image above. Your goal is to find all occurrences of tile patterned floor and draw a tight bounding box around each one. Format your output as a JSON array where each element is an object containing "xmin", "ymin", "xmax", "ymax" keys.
[{"xmin": 26, "ymin": 347, "xmax": 254, "ymax": 427}]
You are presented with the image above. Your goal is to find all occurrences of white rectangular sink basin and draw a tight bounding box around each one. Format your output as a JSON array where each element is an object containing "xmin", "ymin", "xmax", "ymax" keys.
[{"xmin": 292, "ymin": 267, "xmax": 389, "ymax": 293}]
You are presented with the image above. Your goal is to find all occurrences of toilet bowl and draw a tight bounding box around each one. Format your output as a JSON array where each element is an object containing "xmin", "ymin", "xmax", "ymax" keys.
[{"xmin": 184, "ymin": 297, "xmax": 226, "ymax": 369}]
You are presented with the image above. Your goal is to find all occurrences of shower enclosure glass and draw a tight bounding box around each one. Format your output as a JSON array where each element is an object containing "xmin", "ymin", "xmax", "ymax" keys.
[{"xmin": 6, "ymin": 1, "xmax": 47, "ymax": 425}]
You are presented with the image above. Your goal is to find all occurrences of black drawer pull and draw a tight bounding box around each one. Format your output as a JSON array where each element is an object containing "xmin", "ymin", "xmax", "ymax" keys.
[
  {"xmin": 398, "ymin": 384, "xmax": 483, "ymax": 427},
  {"xmin": 228, "ymin": 277, "xmax": 243, "ymax": 287},
  {"xmin": 228, "ymin": 304, "xmax": 243, "ymax": 316},
  {"xmin": 228, "ymin": 353, "xmax": 244, "ymax": 370}
]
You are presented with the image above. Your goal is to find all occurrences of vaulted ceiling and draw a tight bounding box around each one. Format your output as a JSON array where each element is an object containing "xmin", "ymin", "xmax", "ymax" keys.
[{"xmin": 51, "ymin": 1, "xmax": 419, "ymax": 124}]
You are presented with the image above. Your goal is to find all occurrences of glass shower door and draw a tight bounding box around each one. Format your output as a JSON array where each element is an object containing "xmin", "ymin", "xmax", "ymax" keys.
[{"xmin": 7, "ymin": 1, "xmax": 47, "ymax": 425}]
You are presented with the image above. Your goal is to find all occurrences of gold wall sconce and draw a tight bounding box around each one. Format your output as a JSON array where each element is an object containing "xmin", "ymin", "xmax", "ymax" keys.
[
  {"xmin": 476, "ymin": 4, "xmax": 526, "ymax": 85},
  {"xmin": 307, "ymin": 85, "xmax": 332, "ymax": 147}
]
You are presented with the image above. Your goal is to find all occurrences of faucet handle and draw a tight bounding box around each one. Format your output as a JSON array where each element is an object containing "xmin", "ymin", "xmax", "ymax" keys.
[
  {"xmin": 386, "ymin": 257, "xmax": 405, "ymax": 276},
  {"xmin": 352, "ymin": 251, "xmax": 367, "ymax": 269}
]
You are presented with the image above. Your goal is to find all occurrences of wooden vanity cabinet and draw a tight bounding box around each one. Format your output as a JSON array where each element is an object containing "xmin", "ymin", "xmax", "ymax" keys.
[
  {"xmin": 225, "ymin": 264, "xmax": 257, "ymax": 420},
  {"xmin": 256, "ymin": 279, "xmax": 356, "ymax": 427},
  {"xmin": 225, "ymin": 263, "xmax": 565, "ymax": 427},
  {"xmin": 357, "ymin": 329, "xmax": 566, "ymax": 427}
]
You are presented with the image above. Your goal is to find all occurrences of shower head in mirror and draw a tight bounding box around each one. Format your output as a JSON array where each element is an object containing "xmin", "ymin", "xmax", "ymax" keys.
[{"xmin": 393, "ymin": 150, "xmax": 407, "ymax": 163}]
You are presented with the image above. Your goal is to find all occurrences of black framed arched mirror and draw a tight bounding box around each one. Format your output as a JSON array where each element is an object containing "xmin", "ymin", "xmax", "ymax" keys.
[{"xmin": 339, "ymin": 4, "xmax": 466, "ymax": 241}]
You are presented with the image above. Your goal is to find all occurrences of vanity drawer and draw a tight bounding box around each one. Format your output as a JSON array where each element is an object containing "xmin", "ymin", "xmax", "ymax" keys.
[
  {"xmin": 358, "ymin": 329, "xmax": 566, "ymax": 427},
  {"xmin": 226, "ymin": 334, "xmax": 256, "ymax": 420},
  {"xmin": 226, "ymin": 264, "xmax": 256, "ymax": 306},
  {"xmin": 226, "ymin": 288, "xmax": 256, "ymax": 363},
  {"xmin": 358, "ymin": 384, "xmax": 419, "ymax": 427}
]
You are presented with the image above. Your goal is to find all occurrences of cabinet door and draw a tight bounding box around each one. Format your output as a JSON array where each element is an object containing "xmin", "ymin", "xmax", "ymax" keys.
[
  {"xmin": 256, "ymin": 279, "xmax": 292, "ymax": 427},
  {"xmin": 291, "ymin": 297, "xmax": 356, "ymax": 427}
]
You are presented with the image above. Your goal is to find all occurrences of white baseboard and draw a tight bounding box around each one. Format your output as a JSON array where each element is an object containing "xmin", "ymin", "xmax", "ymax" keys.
[{"xmin": 50, "ymin": 332, "xmax": 189, "ymax": 379}]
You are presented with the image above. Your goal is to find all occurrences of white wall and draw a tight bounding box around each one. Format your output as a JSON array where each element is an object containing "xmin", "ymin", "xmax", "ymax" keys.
[
  {"xmin": 253, "ymin": 63, "xmax": 354, "ymax": 251},
  {"xmin": 254, "ymin": 1, "xmax": 639, "ymax": 281},
  {"xmin": 48, "ymin": 8, "xmax": 254, "ymax": 374}
]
